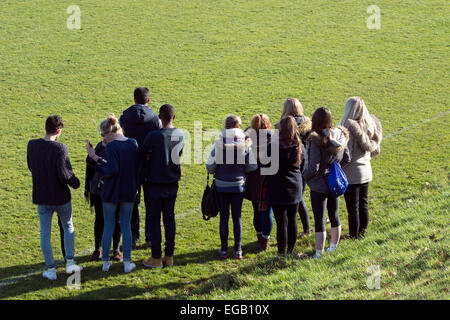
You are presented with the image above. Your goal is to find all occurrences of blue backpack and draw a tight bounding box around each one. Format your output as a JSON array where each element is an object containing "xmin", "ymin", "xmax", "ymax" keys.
[{"xmin": 328, "ymin": 161, "xmax": 348, "ymax": 197}]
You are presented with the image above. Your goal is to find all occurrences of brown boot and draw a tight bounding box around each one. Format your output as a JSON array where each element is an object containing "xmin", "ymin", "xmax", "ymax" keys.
[
  {"xmin": 142, "ymin": 257, "xmax": 163, "ymax": 268},
  {"xmin": 162, "ymin": 256, "xmax": 174, "ymax": 267},
  {"xmin": 257, "ymin": 234, "xmax": 263, "ymax": 250},
  {"xmin": 260, "ymin": 237, "xmax": 269, "ymax": 251}
]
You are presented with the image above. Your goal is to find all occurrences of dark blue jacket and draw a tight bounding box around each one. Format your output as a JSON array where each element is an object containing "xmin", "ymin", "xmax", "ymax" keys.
[
  {"xmin": 119, "ymin": 104, "xmax": 161, "ymax": 147},
  {"xmin": 95, "ymin": 138, "xmax": 140, "ymax": 203}
]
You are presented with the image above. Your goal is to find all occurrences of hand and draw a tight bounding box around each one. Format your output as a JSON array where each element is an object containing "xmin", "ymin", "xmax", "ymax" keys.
[{"xmin": 86, "ymin": 140, "xmax": 98, "ymax": 161}]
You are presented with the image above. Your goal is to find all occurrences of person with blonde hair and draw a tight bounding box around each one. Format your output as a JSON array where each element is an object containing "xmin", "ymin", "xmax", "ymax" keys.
[
  {"xmin": 277, "ymin": 98, "xmax": 312, "ymax": 237},
  {"xmin": 339, "ymin": 97, "xmax": 382, "ymax": 238},
  {"xmin": 86, "ymin": 114, "xmax": 140, "ymax": 273},
  {"xmin": 244, "ymin": 114, "xmax": 273, "ymax": 251},
  {"xmin": 206, "ymin": 114, "xmax": 257, "ymax": 259}
]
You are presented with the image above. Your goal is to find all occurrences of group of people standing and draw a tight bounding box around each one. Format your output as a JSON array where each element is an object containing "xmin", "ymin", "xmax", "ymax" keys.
[
  {"xmin": 27, "ymin": 86, "xmax": 382, "ymax": 281},
  {"xmin": 205, "ymin": 97, "xmax": 382, "ymax": 260}
]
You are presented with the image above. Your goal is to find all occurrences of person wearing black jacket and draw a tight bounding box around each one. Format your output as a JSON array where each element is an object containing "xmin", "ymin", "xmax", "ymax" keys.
[
  {"xmin": 119, "ymin": 87, "xmax": 162, "ymax": 249},
  {"xmin": 85, "ymin": 140, "xmax": 122, "ymax": 261},
  {"xmin": 27, "ymin": 115, "xmax": 83, "ymax": 280},
  {"xmin": 267, "ymin": 116, "xmax": 306, "ymax": 255}
]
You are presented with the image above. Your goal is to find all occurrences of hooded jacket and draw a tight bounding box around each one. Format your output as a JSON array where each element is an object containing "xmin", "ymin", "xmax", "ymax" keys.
[
  {"xmin": 342, "ymin": 115, "xmax": 382, "ymax": 184},
  {"xmin": 304, "ymin": 126, "xmax": 351, "ymax": 194},
  {"xmin": 275, "ymin": 115, "xmax": 312, "ymax": 145},
  {"xmin": 206, "ymin": 128, "xmax": 258, "ymax": 193},
  {"xmin": 119, "ymin": 104, "xmax": 162, "ymax": 147}
]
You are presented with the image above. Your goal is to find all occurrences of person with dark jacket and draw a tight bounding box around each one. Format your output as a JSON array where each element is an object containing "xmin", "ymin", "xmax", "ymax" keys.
[
  {"xmin": 244, "ymin": 114, "xmax": 273, "ymax": 251},
  {"xmin": 267, "ymin": 116, "xmax": 306, "ymax": 255},
  {"xmin": 206, "ymin": 115, "xmax": 257, "ymax": 259},
  {"xmin": 304, "ymin": 107, "xmax": 350, "ymax": 259},
  {"xmin": 276, "ymin": 98, "xmax": 312, "ymax": 237},
  {"xmin": 85, "ymin": 140, "xmax": 122, "ymax": 261},
  {"xmin": 27, "ymin": 115, "xmax": 83, "ymax": 280},
  {"xmin": 86, "ymin": 114, "xmax": 140, "ymax": 273},
  {"xmin": 119, "ymin": 87, "xmax": 162, "ymax": 249},
  {"xmin": 339, "ymin": 97, "xmax": 382, "ymax": 238},
  {"xmin": 141, "ymin": 104, "xmax": 184, "ymax": 268}
]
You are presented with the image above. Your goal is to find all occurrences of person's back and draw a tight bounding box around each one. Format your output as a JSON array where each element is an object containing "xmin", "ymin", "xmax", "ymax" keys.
[
  {"xmin": 142, "ymin": 128, "xmax": 184, "ymax": 184},
  {"xmin": 27, "ymin": 115, "xmax": 82, "ymax": 280},
  {"xmin": 98, "ymin": 138, "xmax": 140, "ymax": 203},
  {"xmin": 28, "ymin": 139, "xmax": 80, "ymax": 205}
]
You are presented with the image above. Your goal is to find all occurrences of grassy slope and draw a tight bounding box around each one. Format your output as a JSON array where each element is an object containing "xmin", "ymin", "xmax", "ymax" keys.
[{"xmin": 0, "ymin": 0, "xmax": 448, "ymax": 299}]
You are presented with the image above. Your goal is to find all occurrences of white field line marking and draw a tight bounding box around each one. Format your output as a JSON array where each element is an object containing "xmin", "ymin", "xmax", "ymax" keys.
[
  {"xmin": 2, "ymin": 110, "xmax": 448, "ymax": 289},
  {"xmin": 384, "ymin": 110, "xmax": 450, "ymax": 140}
]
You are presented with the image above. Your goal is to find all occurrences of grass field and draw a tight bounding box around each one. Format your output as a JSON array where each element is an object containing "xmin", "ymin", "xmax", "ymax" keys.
[{"xmin": 0, "ymin": 0, "xmax": 448, "ymax": 300}]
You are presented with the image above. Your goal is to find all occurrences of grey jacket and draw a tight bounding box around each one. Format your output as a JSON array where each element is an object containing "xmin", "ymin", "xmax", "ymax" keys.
[
  {"xmin": 342, "ymin": 115, "xmax": 382, "ymax": 184},
  {"xmin": 304, "ymin": 126, "xmax": 351, "ymax": 194}
]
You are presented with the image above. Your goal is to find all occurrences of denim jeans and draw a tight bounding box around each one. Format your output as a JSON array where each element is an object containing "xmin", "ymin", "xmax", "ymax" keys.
[
  {"xmin": 102, "ymin": 202, "xmax": 134, "ymax": 262},
  {"xmin": 218, "ymin": 192, "xmax": 244, "ymax": 254},
  {"xmin": 37, "ymin": 201, "xmax": 75, "ymax": 269},
  {"xmin": 144, "ymin": 183, "xmax": 178, "ymax": 259},
  {"xmin": 251, "ymin": 201, "xmax": 273, "ymax": 239}
]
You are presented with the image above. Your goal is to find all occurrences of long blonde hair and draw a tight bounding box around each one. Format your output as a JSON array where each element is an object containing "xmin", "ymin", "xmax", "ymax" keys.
[
  {"xmin": 281, "ymin": 98, "xmax": 303, "ymax": 120},
  {"xmin": 100, "ymin": 114, "xmax": 122, "ymax": 136},
  {"xmin": 339, "ymin": 97, "xmax": 375, "ymax": 136},
  {"xmin": 251, "ymin": 113, "xmax": 271, "ymax": 131},
  {"xmin": 279, "ymin": 116, "xmax": 302, "ymax": 165}
]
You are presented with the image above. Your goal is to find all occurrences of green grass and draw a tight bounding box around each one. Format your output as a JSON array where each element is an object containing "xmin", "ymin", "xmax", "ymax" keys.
[{"xmin": 0, "ymin": 0, "xmax": 448, "ymax": 299}]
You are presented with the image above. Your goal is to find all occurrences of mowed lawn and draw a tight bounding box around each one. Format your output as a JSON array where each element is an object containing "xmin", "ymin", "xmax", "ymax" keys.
[{"xmin": 0, "ymin": 0, "xmax": 448, "ymax": 299}]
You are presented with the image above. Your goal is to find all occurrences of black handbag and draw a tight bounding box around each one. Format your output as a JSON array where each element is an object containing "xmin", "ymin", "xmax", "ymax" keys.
[{"xmin": 201, "ymin": 173, "xmax": 220, "ymax": 221}]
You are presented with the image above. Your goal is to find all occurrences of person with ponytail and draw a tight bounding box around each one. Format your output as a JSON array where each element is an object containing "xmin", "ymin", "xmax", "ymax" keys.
[
  {"xmin": 276, "ymin": 98, "xmax": 312, "ymax": 237},
  {"xmin": 339, "ymin": 97, "xmax": 382, "ymax": 238},
  {"xmin": 304, "ymin": 107, "xmax": 350, "ymax": 259},
  {"xmin": 267, "ymin": 116, "xmax": 305, "ymax": 255},
  {"xmin": 86, "ymin": 114, "xmax": 140, "ymax": 273},
  {"xmin": 244, "ymin": 114, "xmax": 273, "ymax": 251}
]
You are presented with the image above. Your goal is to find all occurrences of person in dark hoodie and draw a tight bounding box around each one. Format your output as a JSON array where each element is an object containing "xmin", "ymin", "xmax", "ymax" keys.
[
  {"xmin": 119, "ymin": 87, "xmax": 162, "ymax": 249},
  {"xmin": 276, "ymin": 98, "xmax": 312, "ymax": 237},
  {"xmin": 304, "ymin": 107, "xmax": 350, "ymax": 259},
  {"xmin": 267, "ymin": 116, "xmax": 306, "ymax": 255}
]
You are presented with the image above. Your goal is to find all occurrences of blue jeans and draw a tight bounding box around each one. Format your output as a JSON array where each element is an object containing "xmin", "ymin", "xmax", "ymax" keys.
[
  {"xmin": 218, "ymin": 192, "xmax": 244, "ymax": 253},
  {"xmin": 37, "ymin": 201, "xmax": 75, "ymax": 269},
  {"xmin": 144, "ymin": 183, "xmax": 178, "ymax": 259},
  {"xmin": 252, "ymin": 201, "xmax": 273, "ymax": 239},
  {"xmin": 102, "ymin": 202, "xmax": 134, "ymax": 262}
]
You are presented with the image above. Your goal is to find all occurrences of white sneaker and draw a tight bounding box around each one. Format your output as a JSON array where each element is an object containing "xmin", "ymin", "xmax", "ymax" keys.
[
  {"xmin": 43, "ymin": 268, "xmax": 57, "ymax": 280},
  {"xmin": 102, "ymin": 261, "xmax": 112, "ymax": 272},
  {"xmin": 124, "ymin": 261, "xmax": 136, "ymax": 273},
  {"xmin": 313, "ymin": 250, "xmax": 323, "ymax": 259},
  {"xmin": 327, "ymin": 247, "xmax": 336, "ymax": 253},
  {"xmin": 66, "ymin": 259, "xmax": 83, "ymax": 274}
]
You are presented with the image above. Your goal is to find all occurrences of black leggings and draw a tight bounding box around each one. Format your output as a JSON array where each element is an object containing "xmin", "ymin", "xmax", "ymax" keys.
[
  {"xmin": 310, "ymin": 191, "xmax": 340, "ymax": 232},
  {"xmin": 298, "ymin": 179, "xmax": 310, "ymax": 232},
  {"xmin": 344, "ymin": 183, "xmax": 369, "ymax": 238},
  {"xmin": 272, "ymin": 204, "xmax": 299, "ymax": 254}
]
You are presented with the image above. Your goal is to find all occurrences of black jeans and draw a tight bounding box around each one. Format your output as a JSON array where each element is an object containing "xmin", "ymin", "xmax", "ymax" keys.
[
  {"xmin": 344, "ymin": 183, "xmax": 369, "ymax": 238},
  {"xmin": 131, "ymin": 185, "xmax": 142, "ymax": 243},
  {"xmin": 298, "ymin": 179, "xmax": 310, "ymax": 233},
  {"xmin": 272, "ymin": 203, "xmax": 299, "ymax": 254},
  {"xmin": 310, "ymin": 191, "xmax": 340, "ymax": 232},
  {"xmin": 218, "ymin": 192, "xmax": 244, "ymax": 253},
  {"xmin": 144, "ymin": 183, "xmax": 178, "ymax": 258}
]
